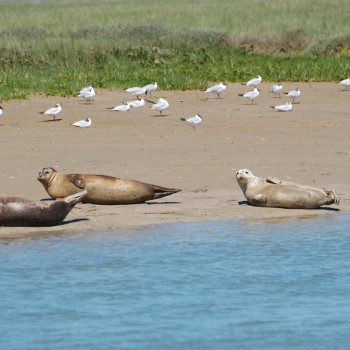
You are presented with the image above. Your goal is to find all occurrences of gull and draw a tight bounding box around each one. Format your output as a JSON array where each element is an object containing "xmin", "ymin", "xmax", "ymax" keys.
[
  {"xmin": 241, "ymin": 75, "xmax": 262, "ymax": 87},
  {"xmin": 202, "ymin": 82, "xmax": 227, "ymax": 99},
  {"xmin": 143, "ymin": 82, "xmax": 157, "ymax": 97},
  {"xmin": 238, "ymin": 88, "xmax": 260, "ymax": 104},
  {"xmin": 147, "ymin": 98, "xmax": 169, "ymax": 115},
  {"xmin": 72, "ymin": 118, "xmax": 92, "ymax": 128},
  {"xmin": 270, "ymin": 101, "xmax": 292, "ymax": 112},
  {"xmin": 40, "ymin": 103, "xmax": 62, "ymax": 121},
  {"xmin": 76, "ymin": 86, "xmax": 96, "ymax": 104},
  {"xmin": 108, "ymin": 103, "xmax": 130, "ymax": 111},
  {"xmin": 284, "ymin": 88, "xmax": 301, "ymax": 103},
  {"xmin": 269, "ymin": 83, "xmax": 283, "ymax": 98},
  {"xmin": 339, "ymin": 77, "xmax": 350, "ymax": 91},
  {"xmin": 180, "ymin": 114, "xmax": 202, "ymax": 130},
  {"xmin": 125, "ymin": 86, "xmax": 147, "ymax": 100},
  {"xmin": 0, "ymin": 106, "xmax": 3, "ymax": 117},
  {"xmin": 76, "ymin": 85, "xmax": 92, "ymax": 94},
  {"xmin": 128, "ymin": 99, "xmax": 145, "ymax": 108}
]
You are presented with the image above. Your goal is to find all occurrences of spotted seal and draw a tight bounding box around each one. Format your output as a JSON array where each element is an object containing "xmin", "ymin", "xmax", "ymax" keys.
[
  {"xmin": 236, "ymin": 169, "xmax": 339, "ymax": 209},
  {"xmin": 0, "ymin": 191, "xmax": 87, "ymax": 227},
  {"xmin": 38, "ymin": 167, "xmax": 181, "ymax": 204}
]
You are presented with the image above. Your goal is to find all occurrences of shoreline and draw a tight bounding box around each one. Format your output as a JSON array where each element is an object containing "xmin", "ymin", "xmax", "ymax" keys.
[{"xmin": 0, "ymin": 82, "xmax": 349, "ymax": 237}]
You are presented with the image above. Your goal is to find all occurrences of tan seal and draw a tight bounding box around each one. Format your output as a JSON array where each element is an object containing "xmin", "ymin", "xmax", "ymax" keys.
[
  {"xmin": 0, "ymin": 191, "xmax": 87, "ymax": 227},
  {"xmin": 38, "ymin": 167, "xmax": 181, "ymax": 204},
  {"xmin": 236, "ymin": 169, "xmax": 340, "ymax": 209}
]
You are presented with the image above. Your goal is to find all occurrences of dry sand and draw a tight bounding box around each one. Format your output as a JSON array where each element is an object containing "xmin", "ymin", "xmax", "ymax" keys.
[{"xmin": 0, "ymin": 82, "xmax": 349, "ymax": 237}]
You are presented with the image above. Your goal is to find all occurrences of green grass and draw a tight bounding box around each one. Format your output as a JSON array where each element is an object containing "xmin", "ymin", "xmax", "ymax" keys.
[{"xmin": 0, "ymin": 0, "xmax": 349, "ymax": 100}]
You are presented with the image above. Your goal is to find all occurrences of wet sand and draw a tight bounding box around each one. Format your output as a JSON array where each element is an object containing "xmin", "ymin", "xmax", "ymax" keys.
[{"xmin": 0, "ymin": 82, "xmax": 349, "ymax": 237}]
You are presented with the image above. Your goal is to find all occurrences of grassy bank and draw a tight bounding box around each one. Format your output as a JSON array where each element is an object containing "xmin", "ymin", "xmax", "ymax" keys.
[{"xmin": 0, "ymin": 0, "xmax": 349, "ymax": 100}]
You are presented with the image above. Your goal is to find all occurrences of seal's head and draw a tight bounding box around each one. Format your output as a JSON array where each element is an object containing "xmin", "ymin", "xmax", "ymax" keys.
[
  {"xmin": 38, "ymin": 167, "xmax": 57, "ymax": 187},
  {"xmin": 235, "ymin": 169, "xmax": 255, "ymax": 191},
  {"xmin": 236, "ymin": 169, "xmax": 253, "ymax": 183}
]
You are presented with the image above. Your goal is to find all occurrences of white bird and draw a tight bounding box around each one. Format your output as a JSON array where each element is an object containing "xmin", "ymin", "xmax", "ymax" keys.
[
  {"xmin": 125, "ymin": 86, "xmax": 147, "ymax": 99},
  {"xmin": 270, "ymin": 101, "xmax": 292, "ymax": 112},
  {"xmin": 270, "ymin": 83, "xmax": 283, "ymax": 98},
  {"xmin": 238, "ymin": 88, "xmax": 260, "ymax": 104},
  {"xmin": 241, "ymin": 75, "xmax": 262, "ymax": 87},
  {"xmin": 339, "ymin": 77, "xmax": 350, "ymax": 91},
  {"xmin": 180, "ymin": 114, "xmax": 202, "ymax": 130},
  {"xmin": 76, "ymin": 86, "xmax": 92, "ymax": 94},
  {"xmin": 72, "ymin": 118, "xmax": 92, "ymax": 128},
  {"xmin": 284, "ymin": 88, "xmax": 301, "ymax": 103},
  {"xmin": 148, "ymin": 98, "xmax": 169, "ymax": 115},
  {"xmin": 202, "ymin": 82, "xmax": 227, "ymax": 99},
  {"xmin": 0, "ymin": 106, "xmax": 3, "ymax": 117},
  {"xmin": 76, "ymin": 86, "xmax": 96, "ymax": 104},
  {"xmin": 40, "ymin": 103, "xmax": 62, "ymax": 121},
  {"xmin": 108, "ymin": 103, "xmax": 130, "ymax": 112},
  {"xmin": 143, "ymin": 82, "xmax": 157, "ymax": 97},
  {"xmin": 128, "ymin": 99, "xmax": 145, "ymax": 108}
]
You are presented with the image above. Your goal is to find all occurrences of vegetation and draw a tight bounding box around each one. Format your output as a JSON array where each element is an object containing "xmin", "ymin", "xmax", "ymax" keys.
[{"xmin": 0, "ymin": 0, "xmax": 349, "ymax": 100}]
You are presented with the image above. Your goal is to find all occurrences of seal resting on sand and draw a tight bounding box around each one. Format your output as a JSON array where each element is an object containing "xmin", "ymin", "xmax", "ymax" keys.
[
  {"xmin": 0, "ymin": 191, "xmax": 87, "ymax": 227},
  {"xmin": 37, "ymin": 167, "xmax": 181, "ymax": 204},
  {"xmin": 236, "ymin": 169, "xmax": 340, "ymax": 209}
]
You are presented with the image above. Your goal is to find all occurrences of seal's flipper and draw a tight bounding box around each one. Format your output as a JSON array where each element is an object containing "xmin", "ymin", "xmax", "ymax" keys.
[
  {"xmin": 149, "ymin": 185, "xmax": 182, "ymax": 200},
  {"xmin": 324, "ymin": 189, "xmax": 340, "ymax": 205},
  {"xmin": 251, "ymin": 194, "xmax": 267, "ymax": 204},
  {"xmin": 266, "ymin": 177, "xmax": 281, "ymax": 184},
  {"xmin": 70, "ymin": 175, "xmax": 86, "ymax": 189}
]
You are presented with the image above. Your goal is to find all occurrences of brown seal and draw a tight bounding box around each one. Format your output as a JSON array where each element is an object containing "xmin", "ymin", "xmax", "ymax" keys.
[
  {"xmin": 236, "ymin": 169, "xmax": 340, "ymax": 209},
  {"xmin": 37, "ymin": 167, "xmax": 181, "ymax": 204},
  {"xmin": 0, "ymin": 191, "xmax": 87, "ymax": 227}
]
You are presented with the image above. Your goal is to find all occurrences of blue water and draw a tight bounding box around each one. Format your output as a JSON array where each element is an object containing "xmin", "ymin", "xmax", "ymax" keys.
[{"xmin": 1, "ymin": 214, "xmax": 350, "ymax": 350}]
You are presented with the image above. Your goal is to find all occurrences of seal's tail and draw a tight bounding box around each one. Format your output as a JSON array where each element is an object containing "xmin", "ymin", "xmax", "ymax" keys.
[
  {"xmin": 325, "ymin": 189, "xmax": 340, "ymax": 205},
  {"xmin": 62, "ymin": 190, "xmax": 88, "ymax": 208},
  {"xmin": 150, "ymin": 185, "xmax": 182, "ymax": 200}
]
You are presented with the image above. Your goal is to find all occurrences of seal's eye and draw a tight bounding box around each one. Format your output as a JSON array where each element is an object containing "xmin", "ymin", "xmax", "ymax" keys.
[
  {"xmin": 44, "ymin": 170, "xmax": 50, "ymax": 175},
  {"xmin": 245, "ymin": 171, "xmax": 248, "ymax": 174}
]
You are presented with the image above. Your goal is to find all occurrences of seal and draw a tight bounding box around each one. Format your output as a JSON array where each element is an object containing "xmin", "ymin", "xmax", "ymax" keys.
[
  {"xmin": 236, "ymin": 169, "xmax": 340, "ymax": 209},
  {"xmin": 37, "ymin": 167, "xmax": 181, "ymax": 204},
  {"xmin": 0, "ymin": 191, "xmax": 87, "ymax": 227}
]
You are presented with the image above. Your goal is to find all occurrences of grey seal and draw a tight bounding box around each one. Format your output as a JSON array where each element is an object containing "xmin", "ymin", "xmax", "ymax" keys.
[{"xmin": 0, "ymin": 191, "xmax": 87, "ymax": 227}]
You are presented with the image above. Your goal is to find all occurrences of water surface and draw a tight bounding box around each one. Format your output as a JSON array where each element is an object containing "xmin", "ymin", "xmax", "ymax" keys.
[{"xmin": 1, "ymin": 214, "xmax": 350, "ymax": 349}]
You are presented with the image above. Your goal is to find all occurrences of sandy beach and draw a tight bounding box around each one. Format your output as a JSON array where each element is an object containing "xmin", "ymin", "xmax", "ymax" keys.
[{"xmin": 0, "ymin": 82, "xmax": 349, "ymax": 237}]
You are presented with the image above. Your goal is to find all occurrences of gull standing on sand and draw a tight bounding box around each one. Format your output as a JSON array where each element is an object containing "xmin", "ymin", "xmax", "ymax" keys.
[
  {"xmin": 339, "ymin": 77, "xmax": 350, "ymax": 91},
  {"xmin": 143, "ymin": 82, "xmax": 157, "ymax": 97},
  {"xmin": 0, "ymin": 106, "xmax": 3, "ymax": 117},
  {"xmin": 72, "ymin": 118, "xmax": 92, "ymax": 128},
  {"xmin": 40, "ymin": 103, "xmax": 62, "ymax": 121},
  {"xmin": 147, "ymin": 98, "xmax": 169, "ymax": 115},
  {"xmin": 239, "ymin": 88, "xmax": 260, "ymax": 104},
  {"xmin": 76, "ymin": 86, "xmax": 96, "ymax": 104},
  {"xmin": 128, "ymin": 99, "xmax": 146, "ymax": 108},
  {"xmin": 241, "ymin": 75, "xmax": 262, "ymax": 87},
  {"xmin": 202, "ymin": 82, "xmax": 227, "ymax": 99},
  {"xmin": 180, "ymin": 114, "xmax": 202, "ymax": 130},
  {"xmin": 108, "ymin": 103, "xmax": 130, "ymax": 111},
  {"xmin": 285, "ymin": 88, "xmax": 301, "ymax": 103},
  {"xmin": 125, "ymin": 86, "xmax": 147, "ymax": 100},
  {"xmin": 269, "ymin": 83, "xmax": 283, "ymax": 98},
  {"xmin": 270, "ymin": 101, "xmax": 292, "ymax": 112}
]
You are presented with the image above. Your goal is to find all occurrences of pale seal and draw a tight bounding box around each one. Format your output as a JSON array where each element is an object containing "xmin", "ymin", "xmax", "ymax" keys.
[
  {"xmin": 236, "ymin": 169, "xmax": 340, "ymax": 209},
  {"xmin": 0, "ymin": 191, "xmax": 87, "ymax": 227},
  {"xmin": 38, "ymin": 167, "xmax": 181, "ymax": 204}
]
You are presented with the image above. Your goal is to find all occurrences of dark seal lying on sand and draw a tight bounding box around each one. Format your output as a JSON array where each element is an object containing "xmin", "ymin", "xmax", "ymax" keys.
[{"xmin": 0, "ymin": 191, "xmax": 87, "ymax": 227}]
